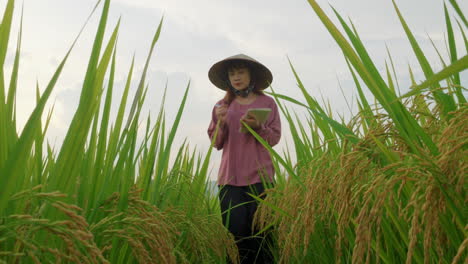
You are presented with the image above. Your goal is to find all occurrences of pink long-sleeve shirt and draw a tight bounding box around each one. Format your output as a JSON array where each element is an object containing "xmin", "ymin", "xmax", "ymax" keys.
[{"xmin": 207, "ymin": 94, "xmax": 281, "ymax": 186}]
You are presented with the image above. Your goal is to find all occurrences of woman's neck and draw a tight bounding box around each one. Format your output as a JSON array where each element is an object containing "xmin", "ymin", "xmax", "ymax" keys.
[{"xmin": 235, "ymin": 93, "xmax": 257, "ymax": 105}]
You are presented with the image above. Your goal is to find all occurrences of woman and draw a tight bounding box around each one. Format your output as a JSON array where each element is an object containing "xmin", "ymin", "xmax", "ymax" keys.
[{"xmin": 207, "ymin": 54, "xmax": 281, "ymax": 263}]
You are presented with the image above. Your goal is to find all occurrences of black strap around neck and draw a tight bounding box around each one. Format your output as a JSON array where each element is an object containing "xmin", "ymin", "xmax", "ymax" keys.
[{"xmin": 226, "ymin": 81, "xmax": 255, "ymax": 98}]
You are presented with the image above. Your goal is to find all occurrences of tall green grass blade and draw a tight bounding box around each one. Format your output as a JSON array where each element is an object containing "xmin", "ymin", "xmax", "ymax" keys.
[
  {"xmin": 33, "ymin": 84, "xmax": 43, "ymax": 187},
  {"xmin": 78, "ymin": 0, "xmax": 109, "ymax": 108},
  {"xmin": 271, "ymin": 91, "xmax": 360, "ymax": 145},
  {"xmin": 49, "ymin": 15, "xmax": 119, "ymax": 195},
  {"xmin": 385, "ymin": 62, "xmax": 396, "ymax": 94},
  {"xmin": 242, "ymin": 121, "xmax": 304, "ymax": 187},
  {"xmin": 448, "ymin": 0, "xmax": 468, "ymax": 28},
  {"xmin": 444, "ymin": 3, "xmax": 462, "ymax": 89},
  {"xmin": 287, "ymin": 59, "xmax": 326, "ymax": 114},
  {"xmin": 392, "ymin": 0, "xmax": 434, "ymax": 77},
  {"xmin": 298, "ymin": 116, "xmax": 315, "ymax": 156},
  {"xmin": 345, "ymin": 57, "xmax": 373, "ymax": 131},
  {"xmin": 288, "ymin": 59, "xmax": 346, "ymax": 150},
  {"xmin": 125, "ymin": 17, "xmax": 164, "ymax": 130},
  {"xmin": 152, "ymin": 82, "xmax": 190, "ymax": 202},
  {"xmin": 335, "ymin": 9, "xmax": 440, "ymax": 156},
  {"xmin": 408, "ymin": 64, "xmax": 417, "ymax": 86},
  {"xmin": 456, "ymin": 20, "xmax": 468, "ymax": 53},
  {"xmin": 6, "ymin": 5, "xmax": 21, "ymax": 137},
  {"xmin": 139, "ymin": 90, "xmax": 166, "ymax": 201},
  {"xmin": 6, "ymin": 4, "xmax": 23, "ymax": 120},
  {"xmin": 198, "ymin": 124, "xmax": 215, "ymax": 183},
  {"xmin": 117, "ymin": 121, "xmax": 137, "ymax": 212},
  {"xmin": 392, "ymin": 0, "xmax": 456, "ymax": 116},
  {"xmin": 386, "ymin": 46, "xmax": 401, "ymax": 95},
  {"xmin": 108, "ymin": 56, "xmax": 134, "ymax": 157},
  {"xmin": 248, "ymin": 193, "xmax": 292, "ymax": 219},
  {"xmin": 0, "ymin": 0, "xmax": 14, "ymax": 70},
  {"xmin": 0, "ymin": 35, "xmax": 79, "ymax": 214},
  {"xmin": 85, "ymin": 48, "xmax": 118, "ymax": 214},
  {"xmin": 311, "ymin": 1, "xmax": 439, "ymax": 156},
  {"xmin": 80, "ymin": 101, "xmax": 101, "ymax": 208},
  {"xmin": 1, "ymin": 4, "xmax": 21, "ymax": 177},
  {"xmin": 295, "ymin": 113, "xmax": 313, "ymax": 162},
  {"xmin": 402, "ymin": 55, "xmax": 468, "ymax": 98},
  {"xmin": 267, "ymin": 88, "xmax": 312, "ymax": 164},
  {"xmin": 427, "ymin": 33, "xmax": 448, "ymax": 68},
  {"xmin": 337, "ymin": 77, "xmax": 353, "ymax": 113},
  {"xmin": 0, "ymin": 0, "xmax": 99, "ymax": 213},
  {"xmin": 333, "ymin": 8, "xmax": 394, "ymax": 102},
  {"xmin": 0, "ymin": 0, "xmax": 14, "ymax": 171}
]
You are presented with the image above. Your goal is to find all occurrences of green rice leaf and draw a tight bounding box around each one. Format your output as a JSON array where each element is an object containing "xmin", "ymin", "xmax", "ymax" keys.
[
  {"xmin": 33, "ymin": 84, "xmax": 43, "ymax": 187},
  {"xmin": 392, "ymin": 0, "xmax": 433, "ymax": 77},
  {"xmin": 6, "ymin": 5, "xmax": 22, "ymax": 125},
  {"xmin": 50, "ymin": 15, "xmax": 119, "ymax": 195},
  {"xmin": 79, "ymin": 0, "xmax": 109, "ymax": 107},
  {"xmin": 326, "ymin": 4, "xmax": 437, "ymax": 155},
  {"xmin": 0, "ymin": 0, "xmax": 97, "ymax": 213},
  {"xmin": 448, "ymin": 0, "xmax": 468, "ymax": 28},
  {"xmin": 0, "ymin": 0, "xmax": 14, "ymax": 69},
  {"xmin": 0, "ymin": 0, "xmax": 15, "ymax": 169},
  {"xmin": 344, "ymin": 57, "xmax": 373, "ymax": 130},
  {"xmin": 392, "ymin": 0, "xmax": 456, "ymax": 115},
  {"xmin": 140, "ymin": 91, "xmax": 165, "ymax": 201},
  {"xmin": 456, "ymin": 19, "xmax": 468, "ymax": 53},
  {"xmin": 427, "ymin": 33, "xmax": 448, "ymax": 68},
  {"xmin": 0, "ymin": 36, "xmax": 76, "ymax": 214},
  {"xmin": 385, "ymin": 62, "xmax": 396, "ymax": 94},
  {"xmin": 125, "ymin": 17, "xmax": 164, "ymax": 130},
  {"xmin": 402, "ymin": 55, "xmax": 468, "ymax": 99},
  {"xmin": 88, "ymin": 47, "xmax": 118, "ymax": 211},
  {"xmin": 248, "ymin": 193, "xmax": 292, "ymax": 219},
  {"xmin": 154, "ymin": 82, "xmax": 189, "ymax": 185},
  {"xmin": 242, "ymin": 121, "xmax": 304, "ymax": 187},
  {"xmin": 386, "ymin": 45, "xmax": 401, "ymax": 95},
  {"xmin": 108, "ymin": 56, "xmax": 134, "ymax": 156},
  {"xmin": 444, "ymin": 3, "xmax": 461, "ymax": 87}
]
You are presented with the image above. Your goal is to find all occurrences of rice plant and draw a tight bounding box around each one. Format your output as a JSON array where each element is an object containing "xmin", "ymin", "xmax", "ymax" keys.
[
  {"xmin": 254, "ymin": 1, "xmax": 467, "ymax": 263},
  {"xmin": 0, "ymin": 0, "xmax": 237, "ymax": 263},
  {"xmin": 1, "ymin": 0, "xmax": 466, "ymax": 263}
]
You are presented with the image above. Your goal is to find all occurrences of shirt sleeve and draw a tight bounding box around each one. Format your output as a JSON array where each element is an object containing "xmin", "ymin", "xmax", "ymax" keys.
[
  {"xmin": 255, "ymin": 100, "xmax": 281, "ymax": 146},
  {"xmin": 207, "ymin": 104, "xmax": 228, "ymax": 150}
]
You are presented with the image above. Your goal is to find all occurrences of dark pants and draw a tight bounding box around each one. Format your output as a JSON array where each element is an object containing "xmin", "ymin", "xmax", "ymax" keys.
[{"xmin": 219, "ymin": 183, "xmax": 274, "ymax": 264}]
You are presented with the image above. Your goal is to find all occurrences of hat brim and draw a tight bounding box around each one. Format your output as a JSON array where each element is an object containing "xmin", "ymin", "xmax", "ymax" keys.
[{"xmin": 208, "ymin": 55, "xmax": 273, "ymax": 91}]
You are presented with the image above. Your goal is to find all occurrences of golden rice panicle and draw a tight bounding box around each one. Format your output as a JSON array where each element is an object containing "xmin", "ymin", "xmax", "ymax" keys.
[
  {"xmin": 451, "ymin": 229, "xmax": 467, "ymax": 264},
  {"xmin": 256, "ymin": 99, "xmax": 466, "ymax": 263},
  {"xmin": 436, "ymin": 105, "xmax": 467, "ymax": 197},
  {"xmin": 3, "ymin": 190, "xmax": 108, "ymax": 264},
  {"xmin": 92, "ymin": 187, "xmax": 178, "ymax": 264},
  {"xmin": 157, "ymin": 195, "xmax": 237, "ymax": 263}
]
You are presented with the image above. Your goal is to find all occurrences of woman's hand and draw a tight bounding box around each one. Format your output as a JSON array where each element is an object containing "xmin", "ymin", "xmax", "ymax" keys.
[
  {"xmin": 215, "ymin": 104, "xmax": 228, "ymax": 125},
  {"xmin": 241, "ymin": 112, "xmax": 261, "ymax": 130}
]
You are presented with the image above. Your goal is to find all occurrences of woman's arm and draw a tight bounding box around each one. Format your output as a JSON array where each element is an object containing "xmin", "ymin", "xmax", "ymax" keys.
[{"xmin": 207, "ymin": 104, "xmax": 228, "ymax": 150}]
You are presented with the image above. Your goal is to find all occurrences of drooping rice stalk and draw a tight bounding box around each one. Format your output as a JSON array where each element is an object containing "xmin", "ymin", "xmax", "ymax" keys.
[{"xmin": 253, "ymin": 1, "xmax": 467, "ymax": 263}]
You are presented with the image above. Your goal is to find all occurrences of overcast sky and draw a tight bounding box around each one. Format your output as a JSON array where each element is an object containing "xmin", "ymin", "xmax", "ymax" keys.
[{"xmin": 2, "ymin": 0, "xmax": 467, "ymax": 179}]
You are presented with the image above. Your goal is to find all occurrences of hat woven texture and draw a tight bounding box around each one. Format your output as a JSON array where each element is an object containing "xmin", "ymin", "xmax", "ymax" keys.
[{"xmin": 208, "ymin": 54, "xmax": 273, "ymax": 90}]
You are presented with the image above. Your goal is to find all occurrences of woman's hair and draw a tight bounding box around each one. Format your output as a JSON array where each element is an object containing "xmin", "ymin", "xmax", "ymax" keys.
[{"xmin": 223, "ymin": 60, "xmax": 264, "ymax": 105}]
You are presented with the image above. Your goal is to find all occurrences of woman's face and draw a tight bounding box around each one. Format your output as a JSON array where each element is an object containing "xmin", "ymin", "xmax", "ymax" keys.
[{"xmin": 228, "ymin": 66, "xmax": 251, "ymax": 91}]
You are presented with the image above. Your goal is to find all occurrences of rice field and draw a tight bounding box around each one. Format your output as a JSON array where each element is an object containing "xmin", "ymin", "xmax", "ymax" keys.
[{"xmin": 0, "ymin": 0, "xmax": 466, "ymax": 263}]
